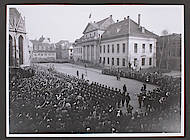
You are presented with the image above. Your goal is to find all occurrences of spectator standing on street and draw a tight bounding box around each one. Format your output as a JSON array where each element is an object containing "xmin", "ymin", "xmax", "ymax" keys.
[
  {"xmin": 143, "ymin": 83, "xmax": 147, "ymax": 91},
  {"xmin": 137, "ymin": 93, "xmax": 143, "ymax": 108},
  {"xmin": 82, "ymin": 73, "xmax": 84, "ymax": 79},
  {"xmin": 77, "ymin": 70, "xmax": 79, "ymax": 78},
  {"xmin": 123, "ymin": 84, "xmax": 127, "ymax": 93},
  {"xmin": 121, "ymin": 92, "xmax": 125, "ymax": 107},
  {"xmin": 125, "ymin": 93, "xmax": 131, "ymax": 108}
]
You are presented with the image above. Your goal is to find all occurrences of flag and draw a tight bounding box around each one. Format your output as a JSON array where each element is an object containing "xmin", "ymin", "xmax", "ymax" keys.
[{"xmin": 89, "ymin": 13, "xmax": 91, "ymax": 19}]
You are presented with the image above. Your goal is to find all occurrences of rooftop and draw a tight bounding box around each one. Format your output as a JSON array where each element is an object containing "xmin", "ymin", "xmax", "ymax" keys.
[{"xmin": 101, "ymin": 17, "xmax": 158, "ymax": 40}]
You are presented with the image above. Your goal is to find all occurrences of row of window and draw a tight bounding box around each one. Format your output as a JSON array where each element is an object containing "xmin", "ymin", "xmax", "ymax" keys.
[
  {"xmin": 34, "ymin": 45, "xmax": 54, "ymax": 51},
  {"xmin": 134, "ymin": 43, "xmax": 152, "ymax": 53},
  {"xmin": 100, "ymin": 57, "xmax": 126, "ymax": 66},
  {"xmin": 84, "ymin": 32, "xmax": 96, "ymax": 38},
  {"xmin": 100, "ymin": 43, "xmax": 153, "ymax": 54},
  {"xmin": 99, "ymin": 57, "xmax": 152, "ymax": 66},
  {"xmin": 100, "ymin": 43, "xmax": 125, "ymax": 54},
  {"xmin": 33, "ymin": 53, "xmax": 55, "ymax": 57}
]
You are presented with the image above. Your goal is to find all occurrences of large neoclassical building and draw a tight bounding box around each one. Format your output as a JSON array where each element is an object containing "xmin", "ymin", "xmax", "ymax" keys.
[
  {"xmin": 75, "ymin": 15, "xmax": 115, "ymax": 64},
  {"xmin": 74, "ymin": 14, "xmax": 158, "ymax": 69},
  {"xmin": 9, "ymin": 8, "xmax": 30, "ymax": 67}
]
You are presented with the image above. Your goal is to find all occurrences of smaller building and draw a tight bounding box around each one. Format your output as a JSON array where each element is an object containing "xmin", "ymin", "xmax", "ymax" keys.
[
  {"xmin": 156, "ymin": 33, "xmax": 181, "ymax": 71},
  {"xmin": 30, "ymin": 36, "xmax": 56, "ymax": 62}
]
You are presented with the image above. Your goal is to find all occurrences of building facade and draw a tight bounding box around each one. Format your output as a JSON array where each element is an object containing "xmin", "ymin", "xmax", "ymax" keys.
[
  {"xmin": 55, "ymin": 40, "xmax": 70, "ymax": 60},
  {"xmin": 100, "ymin": 15, "xmax": 157, "ymax": 69},
  {"xmin": 73, "ymin": 39, "xmax": 82, "ymax": 61},
  {"xmin": 76, "ymin": 15, "xmax": 115, "ymax": 64},
  {"xmin": 9, "ymin": 8, "xmax": 30, "ymax": 67},
  {"xmin": 156, "ymin": 33, "xmax": 181, "ymax": 71},
  {"xmin": 30, "ymin": 36, "xmax": 56, "ymax": 62}
]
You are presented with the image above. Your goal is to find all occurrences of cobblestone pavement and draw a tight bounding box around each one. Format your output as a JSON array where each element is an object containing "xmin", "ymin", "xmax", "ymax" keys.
[{"xmin": 38, "ymin": 63, "xmax": 158, "ymax": 114}]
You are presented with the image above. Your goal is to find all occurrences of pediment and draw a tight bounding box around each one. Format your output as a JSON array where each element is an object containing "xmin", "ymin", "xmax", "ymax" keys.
[{"xmin": 83, "ymin": 23, "xmax": 98, "ymax": 34}]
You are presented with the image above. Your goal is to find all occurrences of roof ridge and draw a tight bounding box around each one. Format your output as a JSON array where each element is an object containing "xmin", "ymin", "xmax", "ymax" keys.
[
  {"xmin": 102, "ymin": 17, "xmax": 158, "ymax": 39},
  {"xmin": 96, "ymin": 17, "xmax": 109, "ymax": 24}
]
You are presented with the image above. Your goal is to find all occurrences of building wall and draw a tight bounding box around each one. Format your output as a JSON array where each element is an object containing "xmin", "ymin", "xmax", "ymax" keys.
[
  {"xmin": 9, "ymin": 8, "xmax": 30, "ymax": 67},
  {"xmin": 9, "ymin": 32, "xmax": 30, "ymax": 67},
  {"xmin": 100, "ymin": 36, "xmax": 129, "ymax": 68},
  {"xmin": 156, "ymin": 34, "xmax": 181, "ymax": 71},
  {"xmin": 73, "ymin": 45, "xmax": 82, "ymax": 61},
  {"xmin": 100, "ymin": 36, "xmax": 156, "ymax": 69},
  {"xmin": 128, "ymin": 36, "xmax": 157, "ymax": 69},
  {"xmin": 31, "ymin": 43, "xmax": 56, "ymax": 62}
]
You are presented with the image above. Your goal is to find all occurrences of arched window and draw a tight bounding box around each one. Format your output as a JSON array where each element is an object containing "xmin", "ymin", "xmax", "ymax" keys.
[
  {"xmin": 9, "ymin": 35, "xmax": 13, "ymax": 66},
  {"xmin": 18, "ymin": 35, "xmax": 24, "ymax": 65}
]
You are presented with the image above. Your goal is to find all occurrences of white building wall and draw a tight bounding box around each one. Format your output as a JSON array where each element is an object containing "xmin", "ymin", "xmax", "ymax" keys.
[
  {"xmin": 128, "ymin": 36, "xmax": 157, "ymax": 69},
  {"xmin": 100, "ymin": 37, "xmax": 129, "ymax": 68},
  {"xmin": 100, "ymin": 36, "xmax": 156, "ymax": 69}
]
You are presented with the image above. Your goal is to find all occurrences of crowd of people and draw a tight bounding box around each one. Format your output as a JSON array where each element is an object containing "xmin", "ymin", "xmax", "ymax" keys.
[
  {"xmin": 102, "ymin": 67, "xmax": 178, "ymax": 87},
  {"xmin": 9, "ymin": 65, "xmax": 181, "ymax": 133}
]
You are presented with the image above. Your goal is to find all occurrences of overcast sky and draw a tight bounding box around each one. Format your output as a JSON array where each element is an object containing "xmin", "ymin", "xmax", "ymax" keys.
[{"xmin": 8, "ymin": 5, "xmax": 184, "ymax": 43}]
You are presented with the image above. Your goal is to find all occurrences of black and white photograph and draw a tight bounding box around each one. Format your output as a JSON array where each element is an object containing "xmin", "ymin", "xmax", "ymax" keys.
[{"xmin": 6, "ymin": 5, "xmax": 184, "ymax": 137}]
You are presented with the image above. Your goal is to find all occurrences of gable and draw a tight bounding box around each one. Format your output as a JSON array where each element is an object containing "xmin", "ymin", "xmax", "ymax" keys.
[
  {"xmin": 9, "ymin": 8, "xmax": 26, "ymax": 33},
  {"xmin": 83, "ymin": 23, "xmax": 98, "ymax": 34}
]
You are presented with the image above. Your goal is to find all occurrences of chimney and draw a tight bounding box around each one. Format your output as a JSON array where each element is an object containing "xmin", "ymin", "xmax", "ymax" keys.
[
  {"xmin": 117, "ymin": 20, "xmax": 119, "ymax": 22},
  {"xmin": 138, "ymin": 14, "xmax": 141, "ymax": 27},
  {"xmin": 127, "ymin": 16, "xmax": 129, "ymax": 19},
  {"xmin": 141, "ymin": 27, "xmax": 145, "ymax": 33},
  {"xmin": 110, "ymin": 15, "xmax": 112, "ymax": 18}
]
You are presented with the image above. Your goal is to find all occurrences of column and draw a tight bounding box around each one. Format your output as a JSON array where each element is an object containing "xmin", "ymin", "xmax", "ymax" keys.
[
  {"xmin": 86, "ymin": 45, "xmax": 88, "ymax": 60},
  {"xmin": 91, "ymin": 45, "xmax": 94, "ymax": 62},
  {"xmin": 83, "ymin": 46, "xmax": 85, "ymax": 60},
  {"xmin": 89, "ymin": 45, "xmax": 91, "ymax": 62}
]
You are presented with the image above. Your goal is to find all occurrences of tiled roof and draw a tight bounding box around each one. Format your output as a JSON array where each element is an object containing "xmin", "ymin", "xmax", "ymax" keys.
[
  {"xmin": 101, "ymin": 18, "xmax": 158, "ymax": 40},
  {"xmin": 96, "ymin": 17, "xmax": 109, "ymax": 28}
]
